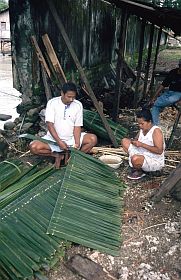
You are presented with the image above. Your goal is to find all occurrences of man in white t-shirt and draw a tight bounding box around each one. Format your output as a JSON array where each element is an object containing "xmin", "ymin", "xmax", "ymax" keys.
[{"xmin": 29, "ymin": 82, "xmax": 97, "ymax": 167}]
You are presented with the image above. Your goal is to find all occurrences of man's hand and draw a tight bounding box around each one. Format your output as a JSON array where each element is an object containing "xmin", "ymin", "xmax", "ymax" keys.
[
  {"xmin": 73, "ymin": 143, "xmax": 80, "ymax": 149},
  {"xmin": 58, "ymin": 140, "xmax": 68, "ymax": 151}
]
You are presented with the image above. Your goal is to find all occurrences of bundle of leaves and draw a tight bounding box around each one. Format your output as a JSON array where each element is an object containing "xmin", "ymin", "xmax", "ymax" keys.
[{"xmin": 83, "ymin": 109, "xmax": 128, "ymax": 142}]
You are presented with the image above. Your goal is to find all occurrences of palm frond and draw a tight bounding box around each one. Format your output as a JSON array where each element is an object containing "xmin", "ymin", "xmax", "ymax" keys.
[
  {"xmin": 0, "ymin": 150, "xmax": 125, "ymax": 279},
  {"xmin": 0, "ymin": 159, "xmax": 33, "ymax": 192},
  {"xmin": 48, "ymin": 149, "xmax": 124, "ymax": 256},
  {"xmin": 1, "ymin": 168, "xmax": 66, "ymax": 280},
  {"xmin": 83, "ymin": 109, "xmax": 128, "ymax": 141},
  {"xmin": 0, "ymin": 165, "xmax": 54, "ymax": 209}
]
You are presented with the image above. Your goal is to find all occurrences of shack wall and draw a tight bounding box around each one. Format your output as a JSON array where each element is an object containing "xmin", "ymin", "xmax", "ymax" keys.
[{"xmin": 9, "ymin": 0, "xmax": 166, "ymax": 107}]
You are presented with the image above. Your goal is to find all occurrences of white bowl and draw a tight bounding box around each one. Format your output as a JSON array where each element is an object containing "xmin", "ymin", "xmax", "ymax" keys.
[{"xmin": 99, "ymin": 154, "xmax": 123, "ymax": 169}]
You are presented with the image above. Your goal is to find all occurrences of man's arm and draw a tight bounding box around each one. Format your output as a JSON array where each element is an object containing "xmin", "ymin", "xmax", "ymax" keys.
[
  {"xmin": 73, "ymin": 126, "xmax": 81, "ymax": 149},
  {"xmin": 47, "ymin": 121, "xmax": 68, "ymax": 150},
  {"xmin": 131, "ymin": 128, "xmax": 164, "ymax": 155},
  {"xmin": 73, "ymin": 101, "xmax": 83, "ymax": 149}
]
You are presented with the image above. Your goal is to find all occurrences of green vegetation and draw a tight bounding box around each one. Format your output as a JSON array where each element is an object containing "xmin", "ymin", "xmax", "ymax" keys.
[
  {"xmin": 0, "ymin": 0, "xmax": 8, "ymax": 12},
  {"xmin": 83, "ymin": 109, "xmax": 128, "ymax": 142},
  {"xmin": 158, "ymin": 48, "xmax": 181, "ymax": 61}
]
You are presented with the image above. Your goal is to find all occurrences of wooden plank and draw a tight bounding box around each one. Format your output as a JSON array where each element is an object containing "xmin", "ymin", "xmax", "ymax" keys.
[
  {"xmin": 41, "ymin": 65, "xmax": 52, "ymax": 101},
  {"xmin": 30, "ymin": 35, "xmax": 51, "ymax": 78},
  {"xmin": 46, "ymin": 0, "xmax": 118, "ymax": 147},
  {"xmin": 152, "ymin": 163, "xmax": 181, "ymax": 202},
  {"xmin": 42, "ymin": 33, "xmax": 67, "ymax": 86}
]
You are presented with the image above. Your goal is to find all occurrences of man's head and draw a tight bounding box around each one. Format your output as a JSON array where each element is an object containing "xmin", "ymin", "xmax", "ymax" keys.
[{"xmin": 61, "ymin": 82, "xmax": 77, "ymax": 105}]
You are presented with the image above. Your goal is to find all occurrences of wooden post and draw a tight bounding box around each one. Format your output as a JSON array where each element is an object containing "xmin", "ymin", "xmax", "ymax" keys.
[
  {"xmin": 142, "ymin": 24, "xmax": 155, "ymax": 98},
  {"xmin": 42, "ymin": 34, "xmax": 67, "ymax": 86},
  {"xmin": 133, "ymin": 19, "xmax": 146, "ymax": 108},
  {"xmin": 167, "ymin": 107, "xmax": 181, "ymax": 149},
  {"xmin": 113, "ymin": 9, "xmax": 128, "ymax": 121},
  {"xmin": 41, "ymin": 65, "xmax": 52, "ymax": 101},
  {"xmin": 46, "ymin": 0, "xmax": 118, "ymax": 147},
  {"xmin": 149, "ymin": 27, "xmax": 162, "ymax": 96},
  {"xmin": 152, "ymin": 163, "xmax": 181, "ymax": 203}
]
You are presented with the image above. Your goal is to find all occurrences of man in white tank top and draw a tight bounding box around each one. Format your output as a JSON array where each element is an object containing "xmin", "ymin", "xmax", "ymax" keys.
[
  {"xmin": 29, "ymin": 82, "xmax": 97, "ymax": 168},
  {"xmin": 122, "ymin": 109, "xmax": 165, "ymax": 180}
]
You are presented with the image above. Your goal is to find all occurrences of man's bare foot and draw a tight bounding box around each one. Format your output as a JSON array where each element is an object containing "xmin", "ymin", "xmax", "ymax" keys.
[
  {"xmin": 53, "ymin": 151, "xmax": 70, "ymax": 169},
  {"xmin": 64, "ymin": 151, "xmax": 70, "ymax": 165},
  {"xmin": 53, "ymin": 153, "xmax": 64, "ymax": 169}
]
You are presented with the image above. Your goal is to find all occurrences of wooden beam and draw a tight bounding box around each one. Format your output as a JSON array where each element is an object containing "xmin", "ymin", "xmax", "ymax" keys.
[
  {"xmin": 42, "ymin": 33, "xmax": 67, "ymax": 86},
  {"xmin": 142, "ymin": 24, "xmax": 154, "ymax": 98},
  {"xmin": 149, "ymin": 27, "xmax": 162, "ymax": 96},
  {"xmin": 167, "ymin": 108, "xmax": 181, "ymax": 149},
  {"xmin": 46, "ymin": 0, "xmax": 118, "ymax": 147},
  {"xmin": 152, "ymin": 163, "xmax": 181, "ymax": 202},
  {"xmin": 133, "ymin": 19, "xmax": 146, "ymax": 108},
  {"xmin": 113, "ymin": 9, "xmax": 128, "ymax": 121},
  {"xmin": 30, "ymin": 35, "xmax": 51, "ymax": 78}
]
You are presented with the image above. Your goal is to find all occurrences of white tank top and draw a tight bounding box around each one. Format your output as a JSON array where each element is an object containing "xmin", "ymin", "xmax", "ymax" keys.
[{"xmin": 138, "ymin": 125, "xmax": 165, "ymax": 161}]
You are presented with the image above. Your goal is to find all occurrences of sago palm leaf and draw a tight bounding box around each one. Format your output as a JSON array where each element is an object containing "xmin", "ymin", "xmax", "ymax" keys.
[
  {"xmin": 1, "ymin": 168, "xmax": 66, "ymax": 280},
  {"xmin": 47, "ymin": 149, "xmax": 125, "ymax": 256},
  {"xmin": 0, "ymin": 150, "xmax": 125, "ymax": 279},
  {"xmin": 0, "ymin": 159, "xmax": 31, "ymax": 192},
  {"xmin": 0, "ymin": 165, "xmax": 54, "ymax": 209},
  {"xmin": 83, "ymin": 109, "xmax": 128, "ymax": 142}
]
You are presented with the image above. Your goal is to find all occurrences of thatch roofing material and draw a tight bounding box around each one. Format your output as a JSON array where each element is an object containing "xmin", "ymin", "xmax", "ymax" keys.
[
  {"xmin": 0, "ymin": 150, "xmax": 125, "ymax": 279},
  {"xmin": 48, "ymin": 150, "xmax": 124, "ymax": 256}
]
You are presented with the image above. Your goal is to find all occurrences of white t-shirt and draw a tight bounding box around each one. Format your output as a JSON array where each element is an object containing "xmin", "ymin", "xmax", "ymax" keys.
[{"xmin": 45, "ymin": 97, "xmax": 83, "ymax": 143}]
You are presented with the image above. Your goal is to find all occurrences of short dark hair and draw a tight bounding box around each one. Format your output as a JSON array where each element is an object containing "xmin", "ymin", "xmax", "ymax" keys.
[
  {"xmin": 136, "ymin": 109, "xmax": 153, "ymax": 122},
  {"xmin": 62, "ymin": 82, "xmax": 77, "ymax": 94}
]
